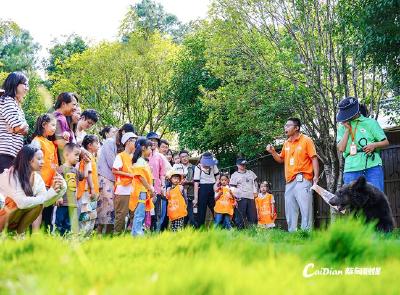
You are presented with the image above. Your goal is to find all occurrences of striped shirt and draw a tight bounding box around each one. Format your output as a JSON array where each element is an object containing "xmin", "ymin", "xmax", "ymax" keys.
[{"xmin": 0, "ymin": 96, "xmax": 27, "ymax": 157}]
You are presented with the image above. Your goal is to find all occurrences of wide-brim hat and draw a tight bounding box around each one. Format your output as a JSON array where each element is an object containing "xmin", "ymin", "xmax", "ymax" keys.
[
  {"xmin": 166, "ymin": 169, "xmax": 184, "ymax": 180},
  {"xmin": 236, "ymin": 158, "xmax": 248, "ymax": 165},
  {"xmin": 121, "ymin": 132, "xmax": 138, "ymax": 145},
  {"xmin": 336, "ymin": 97, "xmax": 360, "ymax": 122},
  {"xmin": 200, "ymin": 153, "xmax": 218, "ymax": 166}
]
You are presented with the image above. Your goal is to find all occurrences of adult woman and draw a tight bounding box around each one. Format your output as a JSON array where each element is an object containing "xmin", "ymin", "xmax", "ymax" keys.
[
  {"xmin": 96, "ymin": 123, "xmax": 136, "ymax": 234},
  {"xmin": 0, "ymin": 145, "xmax": 66, "ymax": 233},
  {"xmin": 53, "ymin": 92, "xmax": 79, "ymax": 163},
  {"xmin": 193, "ymin": 152, "xmax": 220, "ymax": 228},
  {"xmin": 0, "ymin": 72, "xmax": 30, "ymax": 173}
]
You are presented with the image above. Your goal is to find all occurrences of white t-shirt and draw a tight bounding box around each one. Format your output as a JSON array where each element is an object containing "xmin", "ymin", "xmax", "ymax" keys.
[
  {"xmin": 0, "ymin": 170, "xmax": 66, "ymax": 209},
  {"xmin": 113, "ymin": 154, "xmax": 132, "ymax": 195},
  {"xmin": 193, "ymin": 165, "xmax": 219, "ymax": 184}
]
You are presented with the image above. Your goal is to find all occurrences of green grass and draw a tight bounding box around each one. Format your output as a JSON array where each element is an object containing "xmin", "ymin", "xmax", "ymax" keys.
[{"xmin": 1, "ymin": 218, "xmax": 400, "ymax": 294}]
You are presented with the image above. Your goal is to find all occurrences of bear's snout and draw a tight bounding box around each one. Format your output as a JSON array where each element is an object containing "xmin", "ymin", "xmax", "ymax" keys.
[{"xmin": 329, "ymin": 196, "xmax": 340, "ymax": 206}]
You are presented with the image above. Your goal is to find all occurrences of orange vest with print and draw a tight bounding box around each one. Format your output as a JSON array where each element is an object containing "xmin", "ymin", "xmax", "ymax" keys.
[
  {"xmin": 129, "ymin": 161, "xmax": 154, "ymax": 212},
  {"xmin": 0, "ymin": 197, "xmax": 17, "ymax": 217},
  {"xmin": 114, "ymin": 151, "xmax": 134, "ymax": 189},
  {"xmin": 214, "ymin": 186, "xmax": 235, "ymax": 216},
  {"xmin": 34, "ymin": 136, "xmax": 58, "ymax": 187},
  {"xmin": 0, "ymin": 196, "xmax": 18, "ymax": 231},
  {"xmin": 166, "ymin": 185, "xmax": 187, "ymax": 221},
  {"xmin": 255, "ymin": 193, "xmax": 276, "ymax": 225},
  {"xmin": 279, "ymin": 134, "xmax": 317, "ymax": 183},
  {"xmin": 77, "ymin": 155, "xmax": 99, "ymax": 200}
]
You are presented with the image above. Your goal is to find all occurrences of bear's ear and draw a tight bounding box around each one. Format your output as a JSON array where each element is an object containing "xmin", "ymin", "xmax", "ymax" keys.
[{"xmin": 352, "ymin": 176, "xmax": 366, "ymax": 190}]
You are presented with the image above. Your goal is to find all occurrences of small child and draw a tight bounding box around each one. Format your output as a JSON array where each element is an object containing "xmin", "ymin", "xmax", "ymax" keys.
[
  {"xmin": 31, "ymin": 114, "xmax": 59, "ymax": 230},
  {"xmin": 130, "ymin": 138, "xmax": 155, "ymax": 236},
  {"xmin": 166, "ymin": 170, "xmax": 187, "ymax": 231},
  {"xmin": 173, "ymin": 153, "xmax": 181, "ymax": 165},
  {"xmin": 255, "ymin": 181, "xmax": 276, "ymax": 229},
  {"xmin": 214, "ymin": 174, "xmax": 236, "ymax": 230},
  {"xmin": 55, "ymin": 143, "xmax": 83, "ymax": 235},
  {"xmin": 77, "ymin": 135, "xmax": 100, "ymax": 235},
  {"xmin": 112, "ymin": 132, "xmax": 138, "ymax": 234}
]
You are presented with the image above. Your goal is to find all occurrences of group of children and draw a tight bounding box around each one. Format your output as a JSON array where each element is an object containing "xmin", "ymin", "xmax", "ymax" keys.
[
  {"xmin": 30, "ymin": 113, "xmax": 100, "ymax": 235},
  {"xmin": 214, "ymin": 174, "xmax": 277, "ymax": 230},
  {"xmin": 25, "ymin": 110, "xmax": 277, "ymax": 236}
]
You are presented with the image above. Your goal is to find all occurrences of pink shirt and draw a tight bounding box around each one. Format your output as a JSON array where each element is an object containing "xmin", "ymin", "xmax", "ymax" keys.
[{"xmin": 148, "ymin": 151, "xmax": 166, "ymax": 195}]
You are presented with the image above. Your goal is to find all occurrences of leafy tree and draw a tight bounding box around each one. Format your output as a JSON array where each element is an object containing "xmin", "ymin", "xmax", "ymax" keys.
[
  {"xmin": 0, "ymin": 20, "xmax": 39, "ymax": 72},
  {"xmin": 45, "ymin": 34, "xmax": 87, "ymax": 86},
  {"xmin": 191, "ymin": 0, "xmax": 391, "ymax": 190},
  {"xmin": 119, "ymin": 0, "xmax": 188, "ymax": 42},
  {"xmin": 337, "ymin": 0, "xmax": 400, "ymax": 89},
  {"xmin": 50, "ymin": 32, "xmax": 179, "ymax": 135}
]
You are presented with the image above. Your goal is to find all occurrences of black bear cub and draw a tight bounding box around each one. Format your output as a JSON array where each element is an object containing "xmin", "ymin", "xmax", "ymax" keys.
[{"xmin": 330, "ymin": 176, "xmax": 395, "ymax": 232}]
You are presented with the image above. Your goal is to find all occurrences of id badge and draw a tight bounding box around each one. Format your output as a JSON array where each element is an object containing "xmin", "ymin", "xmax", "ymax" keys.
[
  {"xmin": 289, "ymin": 157, "xmax": 295, "ymax": 166},
  {"xmin": 350, "ymin": 143, "xmax": 357, "ymax": 156},
  {"xmin": 296, "ymin": 174, "xmax": 303, "ymax": 182}
]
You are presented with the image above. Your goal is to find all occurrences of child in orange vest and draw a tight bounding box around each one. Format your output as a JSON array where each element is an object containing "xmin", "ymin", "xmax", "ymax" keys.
[
  {"xmin": 255, "ymin": 181, "xmax": 276, "ymax": 229},
  {"xmin": 55, "ymin": 143, "xmax": 82, "ymax": 235},
  {"xmin": 214, "ymin": 174, "xmax": 236, "ymax": 230},
  {"xmin": 166, "ymin": 170, "xmax": 187, "ymax": 231},
  {"xmin": 76, "ymin": 135, "xmax": 100, "ymax": 235},
  {"xmin": 31, "ymin": 113, "xmax": 59, "ymax": 231},
  {"xmin": 113, "ymin": 132, "xmax": 138, "ymax": 234},
  {"xmin": 130, "ymin": 137, "xmax": 155, "ymax": 236}
]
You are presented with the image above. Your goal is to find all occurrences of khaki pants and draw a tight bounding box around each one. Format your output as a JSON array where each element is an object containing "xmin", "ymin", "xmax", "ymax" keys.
[{"xmin": 113, "ymin": 194, "xmax": 130, "ymax": 234}]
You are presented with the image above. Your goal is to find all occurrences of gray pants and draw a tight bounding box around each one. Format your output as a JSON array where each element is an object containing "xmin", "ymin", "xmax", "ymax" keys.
[{"xmin": 285, "ymin": 179, "xmax": 313, "ymax": 232}]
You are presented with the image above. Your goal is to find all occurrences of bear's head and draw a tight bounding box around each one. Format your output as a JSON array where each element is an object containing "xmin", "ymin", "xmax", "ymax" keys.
[{"xmin": 329, "ymin": 176, "xmax": 369, "ymax": 210}]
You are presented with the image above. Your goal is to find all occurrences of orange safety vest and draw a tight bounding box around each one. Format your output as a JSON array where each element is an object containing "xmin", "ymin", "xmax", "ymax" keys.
[
  {"xmin": 129, "ymin": 161, "xmax": 154, "ymax": 212},
  {"xmin": 255, "ymin": 193, "xmax": 276, "ymax": 225},
  {"xmin": 34, "ymin": 136, "xmax": 58, "ymax": 188},
  {"xmin": 214, "ymin": 186, "xmax": 235, "ymax": 216},
  {"xmin": 0, "ymin": 197, "xmax": 18, "ymax": 232},
  {"xmin": 113, "ymin": 151, "xmax": 134, "ymax": 189},
  {"xmin": 77, "ymin": 154, "xmax": 100, "ymax": 200},
  {"xmin": 166, "ymin": 185, "xmax": 187, "ymax": 221}
]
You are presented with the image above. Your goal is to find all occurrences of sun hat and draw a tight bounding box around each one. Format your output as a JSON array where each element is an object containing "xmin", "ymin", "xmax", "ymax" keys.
[
  {"xmin": 336, "ymin": 97, "xmax": 360, "ymax": 122},
  {"xmin": 121, "ymin": 132, "xmax": 138, "ymax": 145},
  {"xmin": 200, "ymin": 152, "xmax": 218, "ymax": 166},
  {"xmin": 166, "ymin": 169, "xmax": 184, "ymax": 180}
]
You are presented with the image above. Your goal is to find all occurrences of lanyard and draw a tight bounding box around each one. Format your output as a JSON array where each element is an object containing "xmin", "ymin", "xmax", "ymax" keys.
[{"xmin": 349, "ymin": 121, "xmax": 359, "ymax": 144}]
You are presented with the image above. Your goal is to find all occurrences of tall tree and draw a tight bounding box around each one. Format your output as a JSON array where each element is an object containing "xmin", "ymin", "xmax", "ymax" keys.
[
  {"xmin": 0, "ymin": 20, "xmax": 39, "ymax": 72},
  {"xmin": 119, "ymin": 0, "xmax": 188, "ymax": 42},
  {"xmin": 50, "ymin": 32, "xmax": 179, "ymax": 134},
  {"xmin": 205, "ymin": 0, "xmax": 389, "ymax": 190},
  {"xmin": 46, "ymin": 34, "xmax": 87, "ymax": 86}
]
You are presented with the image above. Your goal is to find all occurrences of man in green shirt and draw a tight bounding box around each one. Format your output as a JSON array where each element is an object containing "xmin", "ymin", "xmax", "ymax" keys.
[{"xmin": 336, "ymin": 97, "xmax": 389, "ymax": 191}]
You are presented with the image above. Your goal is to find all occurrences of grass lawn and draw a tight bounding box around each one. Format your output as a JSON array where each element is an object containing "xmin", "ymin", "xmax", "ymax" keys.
[{"xmin": 1, "ymin": 218, "xmax": 400, "ymax": 294}]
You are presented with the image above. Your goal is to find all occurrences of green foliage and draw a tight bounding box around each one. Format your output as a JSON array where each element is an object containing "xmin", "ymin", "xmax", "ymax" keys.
[
  {"xmin": 50, "ymin": 32, "xmax": 179, "ymax": 134},
  {"xmin": 1, "ymin": 218, "xmax": 400, "ymax": 294},
  {"xmin": 46, "ymin": 34, "xmax": 88, "ymax": 86},
  {"xmin": 338, "ymin": 0, "xmax": 400, "ymax": 88},
  {"xmin": 167, "ymin": 27, "xmax": 223, "ymax": 158},
  {"xmin": 119, "ymin": 0, "xmax": 188, "ymax": 43},
  {"xmin": 22, "ymin": 75, "xmax": 50, "ymax": 136},
  {"xmin": 0, "ymin": 20, "xmax": 39, "ymax": 72}
]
